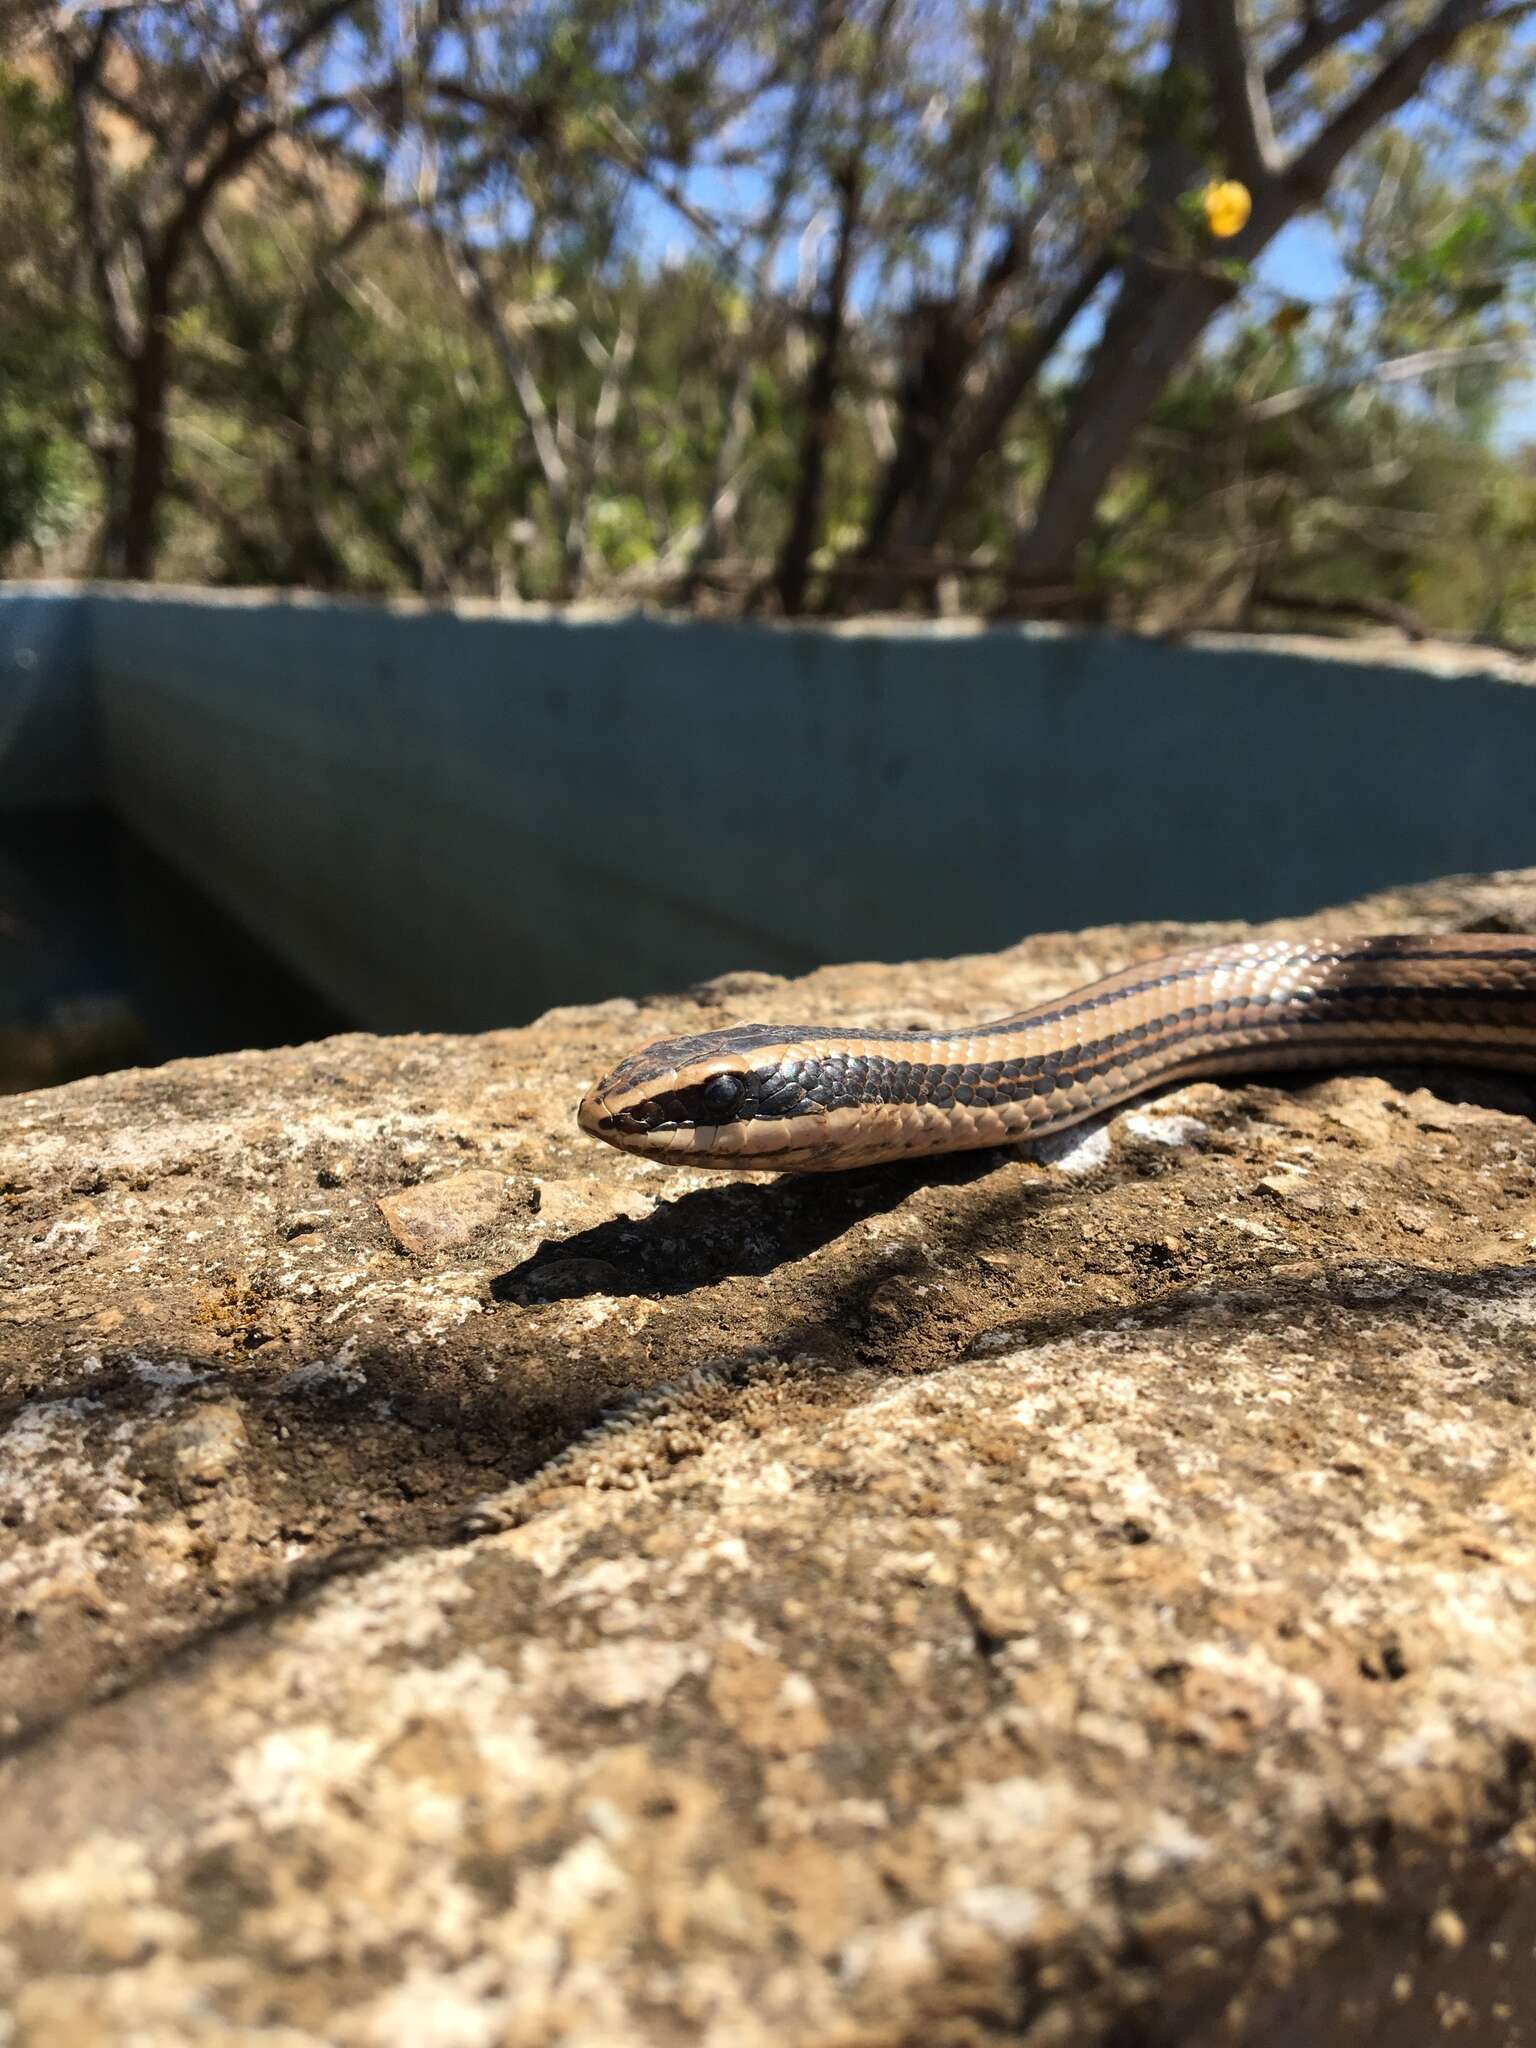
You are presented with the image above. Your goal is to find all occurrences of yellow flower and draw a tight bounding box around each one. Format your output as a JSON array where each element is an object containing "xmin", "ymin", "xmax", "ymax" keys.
[{"xmin": 1202, "ymin": 179, "xmax": 1252, "ymax": 239}]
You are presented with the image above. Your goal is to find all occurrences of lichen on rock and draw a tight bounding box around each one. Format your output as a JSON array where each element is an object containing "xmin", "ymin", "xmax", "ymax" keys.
[{"xmin": 4, "ymin": 869, "xmax": 1536, "ymax": 2043}]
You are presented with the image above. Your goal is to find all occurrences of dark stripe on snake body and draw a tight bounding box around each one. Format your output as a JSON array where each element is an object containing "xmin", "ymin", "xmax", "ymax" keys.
[{"xmin": 728, "ymin": 985, "xmax": 1536, "ymax": 1120}]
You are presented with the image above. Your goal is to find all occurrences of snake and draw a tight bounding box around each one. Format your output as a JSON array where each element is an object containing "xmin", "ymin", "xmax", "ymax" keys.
[{"xmin": 577, "ymin": 934, "xmax": 1536, "ymax": 1173}]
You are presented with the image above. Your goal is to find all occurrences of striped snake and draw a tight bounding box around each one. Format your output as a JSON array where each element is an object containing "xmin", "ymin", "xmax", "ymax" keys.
[{"xmin": 578, "ymin": 934, "xmax": 1536, "ymax": 1173}]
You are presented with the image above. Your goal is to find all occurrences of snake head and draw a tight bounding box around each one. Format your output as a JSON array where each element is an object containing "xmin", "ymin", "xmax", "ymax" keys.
[{"xmin": 578, "ymin": 1025, "xmax": 832, "ymax": 1166}]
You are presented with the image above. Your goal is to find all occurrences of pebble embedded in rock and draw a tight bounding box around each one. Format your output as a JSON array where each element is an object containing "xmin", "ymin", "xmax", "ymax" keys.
[
  {"xmin": 508, "ymin": 1255, "xmax": 627, "ymax": 1302},
  {"xmin": 376, "ymin": 1169, "xmax": 511, "ymax": 1254},
  {"xmin": 168, "ymin": 1399, "xmax": 248, "ymax": 1486}
]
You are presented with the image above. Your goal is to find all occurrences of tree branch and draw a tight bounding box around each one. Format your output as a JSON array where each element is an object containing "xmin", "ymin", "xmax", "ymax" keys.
[
  {"xmin": 1188, "ymin": 0, "xmax": 1281, "ymax": 184},
  {"xmin": 171, "ymin": 0, "xmax": 364, "ymax": 191},
  {"xmin": 686, "ymin": 0, "xmax": 831, "ymax": 585},
  {"xmin": 569, "ymin": 318, "xmax": 637, "ymax": 585},
  {"xmin": 88, "ymin": 73, "xmax": 170, "ymax": 143},
  {"xmin": 1287, "ymin": 0, "xmax": 1492, "ymax": 197},
  {"xmin": 774, "ymin": 156, "xmax": 865, "ymax": 614},
  {"xmin": 162, "ymin": 115, "xmax": 281, "ymax": 272},
  {"xmin": 1263, "ymin": 0, "xmax": 1393, "ymax": 94},
  {"xmin": 1239, "ymin": 340, "xmax": 1530, "ymax": 420},
  {"xmin": 855, "ymin": 242, "xmax": 1113, "ymax": 582},
  {"xmin": 166, "ymin": 82, "xmax": 375, "ymax": 271},
  {"xmin": 59, "ymin": 15, "xmax": 138, "ymax": 362},
  {"xmin": 441, "ymin": 233, "xmax": 571, "ymax": 512}
]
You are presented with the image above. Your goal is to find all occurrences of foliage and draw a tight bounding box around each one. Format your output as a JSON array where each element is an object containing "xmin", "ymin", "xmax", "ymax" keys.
[
  {"xmin": 1, "ymin": 0, "xmax": 1534, "ymax": 638},
  {"xmin": 0, "ymin": 68, "xmax": 101, "ymax": 565}
]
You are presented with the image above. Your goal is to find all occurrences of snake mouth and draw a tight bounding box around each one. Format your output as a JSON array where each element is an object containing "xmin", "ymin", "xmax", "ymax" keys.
[
  {"xmin": 576, "ymin": 1089, "xmax": 623, "ymax": 1142},
  {"xmin": 578, "ymin": 1083, "xmax": 762, "ymax": 1163},
  {"xmin": 577, "ymin": 1085, "xmax": 691, "ymax": 1155}
]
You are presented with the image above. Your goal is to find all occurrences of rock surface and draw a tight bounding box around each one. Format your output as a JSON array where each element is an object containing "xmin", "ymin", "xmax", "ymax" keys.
[{"xmin": 4, "ymin": 869, "xmax": 1536, "ymax": 2045}]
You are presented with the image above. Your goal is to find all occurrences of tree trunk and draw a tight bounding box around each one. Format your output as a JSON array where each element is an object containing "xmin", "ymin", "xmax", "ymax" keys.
[
  {"xmin": 682, "ymin": 0, "xmax": 831, "ymax": 598},
  {"xmin": 102, "ymin": 256, "xmax": 176, "ymax": 581},
  {"xmin": 1008, "ymin": 269, "xmax": 1232, "ymax": 587},
  {"xmin": 858, "ymin": 300, "xmax": 973, "ymax": 560},
  {"xmin": 773, "ymin": 166, "xmax": 862, "ymax": 616},
  {"xmin": 119, "ymin": 369, "xmax": 169, "ymax": 580},
  {"xmin": 281, "ymin": 422, "xmax": 346, "ymax": 589},
  {"xmin": 105, "ymin": 306, "xmax": 173, "ymax": 580},
  {"xmin": 854, "ymin": 249, "xmax": 1111, "ymax": 609}
]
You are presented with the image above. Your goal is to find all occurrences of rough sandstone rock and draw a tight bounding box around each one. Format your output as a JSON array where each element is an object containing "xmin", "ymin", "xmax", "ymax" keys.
[{"xmin": 4, "ymin": 869, "xmax": 1536, "ymax": 2045}]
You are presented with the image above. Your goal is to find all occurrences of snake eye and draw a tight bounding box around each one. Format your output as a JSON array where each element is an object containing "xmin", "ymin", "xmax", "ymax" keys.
[{"xmin": 701, "ymin": 1073, "xmax": 745, "ymax": 1120}]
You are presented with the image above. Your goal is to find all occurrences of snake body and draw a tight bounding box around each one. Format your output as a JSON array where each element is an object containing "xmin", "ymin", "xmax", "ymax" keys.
[{"xmin": 578, "ymin": 934, "xmax": 1536, "ymax": 1172}]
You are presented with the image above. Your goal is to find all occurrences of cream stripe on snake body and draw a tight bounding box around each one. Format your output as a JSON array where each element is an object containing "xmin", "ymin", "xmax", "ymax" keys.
[{"xmin": 578, "ymin": 935, "xmax": 1536, "ymax": 1173}]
